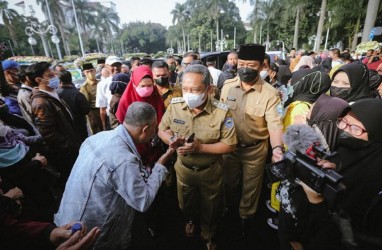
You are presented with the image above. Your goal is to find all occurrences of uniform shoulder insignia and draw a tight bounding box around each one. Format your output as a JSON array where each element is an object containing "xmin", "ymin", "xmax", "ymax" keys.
[
  {"xmin": 225, "ymin": 76, "xmax": 239, "ymax": 84},
  {"xmin": 171, "ymin": 97, "xmax": 184, "ymax": 104},
  {"xmin": 224, "ymin": 117, "xmax": 234, "ymax": 129},
  {"xmin": 211, "ymin": 99, "xmax": 228, "ymax": 111}
]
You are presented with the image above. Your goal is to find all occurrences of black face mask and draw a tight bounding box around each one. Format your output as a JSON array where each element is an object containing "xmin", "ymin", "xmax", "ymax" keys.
[
  {"xmin": 237, "ymin": 67, "xmax": 258, "ymax": 83},
  {"xmin": 330, "ymin": 86, "xmax": 351, "ymax": 100},
  {"xmin": 337, "ymin": 130, "xmax": 371, "ymax": 149},
  {"xmin": 154, "ymin": 77, "xmax": 169, "ymax": 87}
]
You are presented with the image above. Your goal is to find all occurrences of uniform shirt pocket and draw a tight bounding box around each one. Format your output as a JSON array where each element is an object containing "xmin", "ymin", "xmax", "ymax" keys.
[
  {"xmin": 246, "ymin": 106, "xmax": 266, "ymax": 126},
  {"xmin": 171, "ymin": 124, "xmax": 188, "ymax": 136},
  {"xmin": 197, "ymin": 128, "xmax": 220, "ymax": 144}
]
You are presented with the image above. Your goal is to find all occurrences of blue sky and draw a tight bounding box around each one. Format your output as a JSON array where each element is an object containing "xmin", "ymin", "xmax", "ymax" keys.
[{"xmin": 8, "ymin": 0, "xmax": 253, "ymax": 27}]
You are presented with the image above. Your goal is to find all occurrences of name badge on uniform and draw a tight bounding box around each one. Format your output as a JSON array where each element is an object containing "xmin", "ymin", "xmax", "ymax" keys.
[
  {"xmin": 173, "ymin": 118, "xmax": 185, "ymax": 125},
  {"xmin": 227, "ymin": 96, "xmax": 236, "ymax": 101}
]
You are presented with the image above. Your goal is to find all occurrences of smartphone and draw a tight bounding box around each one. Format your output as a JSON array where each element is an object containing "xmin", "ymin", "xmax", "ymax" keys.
[{"xmin": 186, "ymin": 133, "xmax": 195, "ymax": 143}]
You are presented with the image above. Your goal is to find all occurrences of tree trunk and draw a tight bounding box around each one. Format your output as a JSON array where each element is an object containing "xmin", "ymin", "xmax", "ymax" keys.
[
  {"xmin": 293, "ymin": 6, "xmax": 300, "ymax": 49},
  {"xmin": 266, "ymin": 23, "xmax": 270, "ymax": 51},
  {"xmin": 96, "ymin": 37, "xmax": 101, "ymax": 53},
  {"xmin": 57, "ymin": 23, "xmax": 70, "ymax": 56},
  {"xmin": 6, "ymin": 23, "xmax": 18, "ymax": 50},
  {"xmin": 351, "ymin": 15, "xmax": 361, "ymax": 51},
  {"xmin": 216, "ymin": 17, "xmax": 219, "ymax": 51},
  {"xmin": 253, "ymin": 0, "xmax": 258, "ymax": 43},
  {"xmin": 315, "ymin": 0, "xmax": 327, "ymax": 51},
  {"xmin": 361, "ymin": 0, "xmax": 380, "ymax": 42},
  {"xmin": 182, "ymin": 25, "xmax": 186, "ymax": 54}
]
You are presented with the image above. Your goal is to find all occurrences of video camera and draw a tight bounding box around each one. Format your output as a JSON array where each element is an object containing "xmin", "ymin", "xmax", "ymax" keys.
[{"xmin": 267, "ymin": 144, "xmax": 346, "ymax": 206}]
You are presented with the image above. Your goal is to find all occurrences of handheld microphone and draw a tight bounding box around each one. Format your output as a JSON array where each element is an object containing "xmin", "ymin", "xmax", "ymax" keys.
[{"xmin": 283, "ymin": 124, "xmax": 321, "ymax": 154}]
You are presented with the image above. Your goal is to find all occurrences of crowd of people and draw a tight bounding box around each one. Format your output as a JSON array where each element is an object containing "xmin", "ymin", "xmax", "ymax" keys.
[{"xmin": 0, "ymin": 42, "xmax": 382, "ymax": 250}]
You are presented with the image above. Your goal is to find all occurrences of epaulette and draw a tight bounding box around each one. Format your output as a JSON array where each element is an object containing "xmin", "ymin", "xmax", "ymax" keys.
[
  {"xmin": 211, "ymin": 99, "xmax": 228, "ymax": 111},
  {"xmin": 171, "ymin": 97, "xmax": 184, "ymax": 104},
  {"xmin": 224, "ymin": 76, "xmax": 239, "ymax": 84}
]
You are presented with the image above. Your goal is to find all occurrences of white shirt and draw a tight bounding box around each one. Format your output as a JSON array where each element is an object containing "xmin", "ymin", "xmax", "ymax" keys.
[
  {"xmin": 331, "ymin": 59, "xmax": 343, "ymax": 68},
  {"xmin": 21, "ymin": 84, "xmax": 33, "ymax": 91},
  {"xmin": 208, "ymin": 66, "xmax": 223, "ymax": 86},
  {"xmin": 95, "ymin": 76, "xmax": 112, "ymax": 114}
]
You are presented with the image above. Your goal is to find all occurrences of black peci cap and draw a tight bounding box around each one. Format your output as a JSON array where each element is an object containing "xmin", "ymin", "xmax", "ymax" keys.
[
  {"xmin": 238, "ymin": 44, "xmax": 265, "ymax": 61},
  {"xmin": 82, "ymin": 63, "xmax": 95, "ymax": 71}
]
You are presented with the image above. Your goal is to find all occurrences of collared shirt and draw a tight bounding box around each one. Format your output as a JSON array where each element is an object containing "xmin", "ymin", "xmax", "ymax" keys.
[
  {"xmin": 220, "ymin": 76, "xmax": 283, "ymax": 145},
  {"xmin": 208, "ymin": 66, "xmax": 223, "ymax": 86},
  {"xmin": 159, "ymin": 97, "xmax": 237, "ymax": 167},
  {"xmin": 54, "ymin": 125, "xmax": 168, "ymax": 249},
  {"xmin": 95, "ymin": 76, "xmax": 112, "ymax": 113},
  {"xmin": 80, "ymin": 78, "xmax": 99, "ymax": 108},
  {"xmin": 157, "ymin": 84, "xmax": 182, "ymax": 109},
  {"xmin": 20, "ymin": 84, "xmax": 33, "ymax": 91}
]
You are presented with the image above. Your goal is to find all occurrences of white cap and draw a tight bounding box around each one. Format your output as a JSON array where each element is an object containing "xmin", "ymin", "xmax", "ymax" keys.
[{"xmin": 105, "ymin": 56, "xmax": 123, "ymax": 65}]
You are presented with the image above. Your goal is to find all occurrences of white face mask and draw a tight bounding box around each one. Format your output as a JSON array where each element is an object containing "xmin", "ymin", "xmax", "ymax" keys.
[
  {"xmin": 183, "ymin": 90, "xmax": 207, "ymax": 109},
  {"xmin": 260, "ymin": 70, "xmax": 269, "ymax": 80}
]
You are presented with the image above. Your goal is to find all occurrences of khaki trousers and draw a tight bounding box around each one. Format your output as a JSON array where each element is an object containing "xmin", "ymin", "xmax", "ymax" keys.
[
  {"xmin": 87, "ymin": 108, "xmax": 102, "ymax": 135},
  {"xmin": 223, "ymin": 140, "xmax": 268, "ymax": 218},
  {"xmin": 175, "ymin": 160, "xmax": 223, "ymax": 240}
]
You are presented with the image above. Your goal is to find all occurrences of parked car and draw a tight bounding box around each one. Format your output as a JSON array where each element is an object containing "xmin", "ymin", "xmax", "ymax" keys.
[
  {"xmin": 266, "ymin": 50, "xmax": 287, "ymax": 64},
  {"xmin": 200, "ymin": 51, "xmax": 230, "ymax": 70}
]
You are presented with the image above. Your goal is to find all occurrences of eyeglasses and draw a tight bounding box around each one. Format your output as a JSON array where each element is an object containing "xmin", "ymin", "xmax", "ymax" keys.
[{"xmin": 336, "ymin": 118, "xmax": 367, "ymax": 136}]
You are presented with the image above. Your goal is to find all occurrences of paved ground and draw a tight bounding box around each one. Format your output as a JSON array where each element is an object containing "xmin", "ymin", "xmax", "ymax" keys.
[{"xmin": 130, "ymin": 179, "xmax": 280, "ymax": 250}]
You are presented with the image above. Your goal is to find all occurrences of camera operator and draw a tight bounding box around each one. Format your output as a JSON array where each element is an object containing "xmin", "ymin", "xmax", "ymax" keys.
[{"xmin": 297, "ymin": 99, "xmax": 382, "ymax": 250}]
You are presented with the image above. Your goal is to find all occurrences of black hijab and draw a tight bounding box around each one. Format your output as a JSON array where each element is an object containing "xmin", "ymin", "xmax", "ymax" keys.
[
  {"xmin": 277, "ymin": 65, "xmax": 292, "ymax": 86},
  {"xmin": 350, "ymin": 98, "xmax": 382, "ymax": 142},
  {"xmin": 308, "ymin": 94, "xmax": 350, "ymax": 151},
  {"xmin": 336, "ymin": 99, "xmax": 382, "ymax": 230},
  {"xmin": 331, "ymin": 62, "xmax": 372, "ymax": 102},
  {"xmin": 318, "ymin": 58, "xmax": 332, "ymax": 73},
  {"xmin": 286, "ymin": 68, "xmax": 331, "ymax": 107}
]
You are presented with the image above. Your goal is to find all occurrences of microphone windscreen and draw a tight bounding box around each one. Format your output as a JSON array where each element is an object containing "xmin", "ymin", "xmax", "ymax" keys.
[{"xmin": 283, "ymin": 124, "xmax": 321, "ymax": 153}]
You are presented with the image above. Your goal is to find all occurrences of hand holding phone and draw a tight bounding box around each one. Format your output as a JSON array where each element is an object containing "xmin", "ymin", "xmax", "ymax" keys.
[
  {"xmin": 178, "ymin": 133, "xmax": 200, "ymax": 155},
  {"xmin": 186, "ymin": 133, "xmax": 195, "ymax": 143}
]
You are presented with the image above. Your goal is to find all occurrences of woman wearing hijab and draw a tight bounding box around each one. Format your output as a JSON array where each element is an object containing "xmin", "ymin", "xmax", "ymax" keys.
[
  {"xmin": 292, "ymin": 56, "xmax": 315, "ymax": 72},
  {"xmin": 270, "ymin": 69, "xmax": 331, "ymax": 237},
  {"xmin": 116, "ymin": 66, "xmax": 165, "ymax": 125},
  {"xmin": 109, "ymin": 73, "xmax": 130, "ymax": 129},
  {"xmin": 298, "ymin": 98, "xmax": 382, "ymax": 250},
  {"xmin": 306, "ymin": 94, "xmax": 350, "ymax": 152},
  {"xmin": 330, "ymin": 62, "xmax": 372, "ymax": 102},
  {"xmin": 283, "ymin": 69, "xmax": 331, "ymax": 129}
]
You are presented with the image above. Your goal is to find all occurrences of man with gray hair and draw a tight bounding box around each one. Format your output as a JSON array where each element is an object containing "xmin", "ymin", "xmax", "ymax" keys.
[
  {"xmin": 54, "ymin": 101, "xmax": 174, "ymax": 249},
  {"xmin": 158, "ymin": 64, "xmax": 237, "ymax": 250}
]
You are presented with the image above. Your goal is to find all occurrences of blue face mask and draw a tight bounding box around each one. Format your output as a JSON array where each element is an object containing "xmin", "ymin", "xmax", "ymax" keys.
[{"xmin": 47, "ymin": 76, "xmax": 60, "ymax": 89}]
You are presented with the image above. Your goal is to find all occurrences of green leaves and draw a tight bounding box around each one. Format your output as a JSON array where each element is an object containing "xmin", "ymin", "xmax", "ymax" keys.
[{"xmin": 120, "ymin": 22, "xmax": 167, "ymax": 54}]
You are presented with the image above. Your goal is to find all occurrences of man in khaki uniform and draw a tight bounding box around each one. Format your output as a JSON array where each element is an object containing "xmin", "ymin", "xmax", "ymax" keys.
[
  {"xmin": 80, "ymin": 63, "xmax": 103, "ymax": 134},
  {"xmin": 158, "ymin": 65, "xmax": 237, "ymax": 250},
  {"xmin": 152, "ymin": 61, "xmax": 182, "ymax": 109},
  {"xmin": 220, "ymin": 44, "xmax": 284, "ymax": 232}
]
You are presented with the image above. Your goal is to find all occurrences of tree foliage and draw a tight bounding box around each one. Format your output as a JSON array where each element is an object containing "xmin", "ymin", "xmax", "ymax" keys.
[
  {"xmin": 120, "ymin": 22, "xmax": 167, "ymax": 54},
  {"xmin": 168, "ymin": 0, "xmax": 246, "ymax": 52},
  {"xmin": 2, "ymin": 0, "xmax": 382, "ymax": 57}
]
